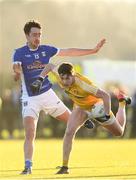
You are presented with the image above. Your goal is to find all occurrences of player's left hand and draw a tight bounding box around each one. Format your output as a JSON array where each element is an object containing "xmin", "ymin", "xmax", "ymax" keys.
[
  {"xmin": 94, "ymin": 38, "xmax": 106, "ymax": 52},
  {"xmin": 30, "ymin": 78, "xmax": 43, "ymax": 94}
]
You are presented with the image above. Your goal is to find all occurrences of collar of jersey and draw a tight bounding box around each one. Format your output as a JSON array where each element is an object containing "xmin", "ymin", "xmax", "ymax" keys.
[{"xmin": 27, "ymin": 45, "xmax": 39, "ymax": 51}]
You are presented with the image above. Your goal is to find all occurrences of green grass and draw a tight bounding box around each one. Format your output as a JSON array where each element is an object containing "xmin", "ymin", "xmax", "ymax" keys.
[{"xmin": 0, "ymin": 139, "xmax": 136, "ymax": 179}]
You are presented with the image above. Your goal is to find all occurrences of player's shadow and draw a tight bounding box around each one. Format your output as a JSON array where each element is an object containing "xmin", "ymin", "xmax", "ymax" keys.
[
  {"xmin": 0, "ymin": 167, "xmax": 54, "ymax": 172},
  {"xmin": 31, "ymin": 166, "xmax": 136, "ymax": 179},
  {"xmin": 1, "ymin": 163, "xmax": 135, "ymax": 172},
  {"xmin": 1, "ymin": 166, "xmax": 136, "ymax": 179},
  {"xmin": 0, "ymin": 165, "xmax": 113, "ymax": 172},
  {"xmin": 34, "ymin": 174, "xmax": 136, "ymax": 179}
]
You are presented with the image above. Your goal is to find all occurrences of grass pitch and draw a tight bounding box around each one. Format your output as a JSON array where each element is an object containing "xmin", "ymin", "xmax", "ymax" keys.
[{"xmin": 0, "ymin": 139, "xmax": 136, "ymax": 180}]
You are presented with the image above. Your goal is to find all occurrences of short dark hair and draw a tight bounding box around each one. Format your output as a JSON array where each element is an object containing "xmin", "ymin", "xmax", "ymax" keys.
[
  {"xmin": 24, "ymin": 20, "xmax": 41, "ymax": 35},
  {"xmin": 58, "ymin": 63, "xmax": 74, "ymax": 76}
]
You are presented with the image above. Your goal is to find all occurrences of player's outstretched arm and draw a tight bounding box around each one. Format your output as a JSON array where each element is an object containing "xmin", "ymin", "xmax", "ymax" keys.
[{"xmin": 57, "ymin": 38, "xmax": 106, "ymax": 57}]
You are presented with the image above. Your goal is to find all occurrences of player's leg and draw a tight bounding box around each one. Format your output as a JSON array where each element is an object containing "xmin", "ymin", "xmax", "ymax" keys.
[
  {"xmin": 21, "ymin": 117, "xmax": 37, "ymax": 174},
  {"xmin": 98, "ymin": 93, "xmax": 131, "ymax": 136},
  {"xmin": 56, "ymin": 109, "xmax": 70, "ymax": 123},
  {"xmin": 63, "ymin": 108, "xmax": 87, "ymax": 166},
  {"xmin": 56, "ymin": 110, "xmax": 94, "ymax": 129},
  {"xmin": 115, "ymin": 92, "xmax": 131, "ymax": 132},
  {"xmin": 56, "ymin": 107, "xmax": 87, "ymax": 174},
  {"xmin": 102, "ymin": 113, "xmax": 124, "ymax": 136},
  {"xmin": 21, "ymin": 99, "xmax": 40, "ymax": 175}
]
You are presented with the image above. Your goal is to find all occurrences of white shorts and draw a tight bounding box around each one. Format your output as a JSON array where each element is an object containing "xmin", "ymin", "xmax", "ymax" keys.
[
  {"xmin": 87, "ymin": 101, "xmax": 115, "ymax": 125},
  {"xmin": 21, "ymin": 88, "xmax": 70, "ymax": 121}
]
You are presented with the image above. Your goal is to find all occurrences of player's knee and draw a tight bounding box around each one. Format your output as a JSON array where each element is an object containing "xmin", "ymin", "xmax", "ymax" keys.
[{"xmin": 114, "ymin": 130, "xmax": 124, "ymax": 137}]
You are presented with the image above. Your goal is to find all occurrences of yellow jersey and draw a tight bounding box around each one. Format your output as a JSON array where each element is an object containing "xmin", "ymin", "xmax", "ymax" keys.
[{"xmin": 52, "ymin": 72, "xmax": 101, "ymax": 110}]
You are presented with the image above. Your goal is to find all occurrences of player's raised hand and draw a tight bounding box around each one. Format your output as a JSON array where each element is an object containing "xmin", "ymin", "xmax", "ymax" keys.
[{"xmin": 94, "ymin": 38, "xmax": 106, "ymax": 53}]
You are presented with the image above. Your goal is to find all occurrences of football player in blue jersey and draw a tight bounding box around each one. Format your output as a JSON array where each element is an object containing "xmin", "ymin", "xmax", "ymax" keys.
[{"xmin": 12, "ymin": 20, "xmax": 106, "ymax": 175}]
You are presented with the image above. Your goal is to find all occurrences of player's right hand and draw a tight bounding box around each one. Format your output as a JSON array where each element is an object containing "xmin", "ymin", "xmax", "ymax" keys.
[
  {"xmin": 13, "ymin": 63, "xmax": 22, "ymax": 74},
  {"xmin": 13, "ymin": 72, "xmax": 21, "ymax": 81},
  {"xmin": 30, "ymin": 78, "xmax": 43, "ymax": 94}
]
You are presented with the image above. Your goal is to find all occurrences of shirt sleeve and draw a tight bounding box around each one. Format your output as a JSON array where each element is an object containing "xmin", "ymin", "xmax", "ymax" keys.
[
  {"xmin": 47, "ymin": 45, "xmax": 59, "ymax": 57},
  {"xmin": 12, "ymin": 49, "xmax": 22, "ymax": 65}
]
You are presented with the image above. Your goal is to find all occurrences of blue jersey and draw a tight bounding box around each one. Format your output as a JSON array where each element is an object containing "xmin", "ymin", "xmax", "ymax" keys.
[{"xmin": 13, "ymin": 45, "xmax": 58, "ymax": 97}]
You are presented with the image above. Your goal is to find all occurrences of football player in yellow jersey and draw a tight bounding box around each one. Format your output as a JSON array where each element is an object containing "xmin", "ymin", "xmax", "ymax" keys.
[{"xmin": 31, "ymin": 62, "xmax": 131, "ymax": 174}]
